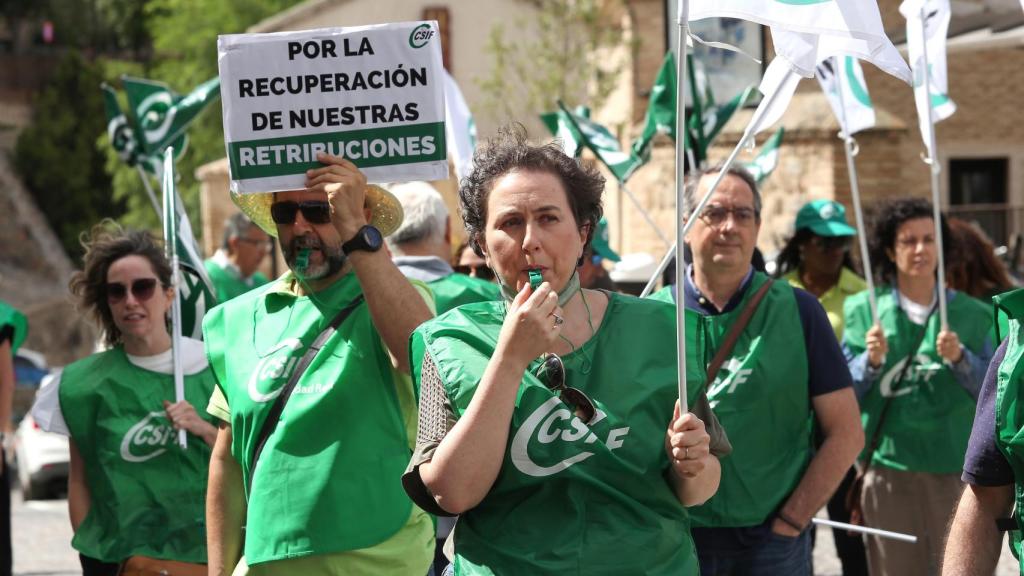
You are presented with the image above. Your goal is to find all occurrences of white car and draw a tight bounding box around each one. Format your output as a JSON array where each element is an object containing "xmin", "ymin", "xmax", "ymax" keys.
[{"xmin": 13, "ymin": 374, "xmax": 69, "ymax": 500}]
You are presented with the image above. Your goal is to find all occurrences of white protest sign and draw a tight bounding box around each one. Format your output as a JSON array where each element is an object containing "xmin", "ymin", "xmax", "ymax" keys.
[{"xmin": 218, "ymin": 21, "xmax": 448, "ymax": 193}]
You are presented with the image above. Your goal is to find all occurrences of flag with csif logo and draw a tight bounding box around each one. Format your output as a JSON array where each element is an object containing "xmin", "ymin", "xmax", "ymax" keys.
[
  {"xmin": 816, "ymin": 56, "xmax": 876, "ymax": 137},
  {"xmin": 900, "ymin": 0, "xmax": 956, "ymax": 158},
  {"xmin": 689, "ymin": 0, "xmax": 911, "ymax": 84}
]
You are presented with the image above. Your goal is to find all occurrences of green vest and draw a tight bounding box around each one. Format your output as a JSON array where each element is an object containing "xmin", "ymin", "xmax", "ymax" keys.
[
  {"xmin": 427, "ymin": 273, "xmax": 499, "ymax": 314},
  {"xmin": 411, "ymin": 293, "xmax": 706, "ymax": 575},
  {"xmin": 202, "ymin": 272, "xmax": 414, "ymax": 565},
  {"xmin": 59, "ymin": 347, "xmax": 216, "ymax": 563},
  {"xmin": 203, "ymin": 258, "xmax": 269, "ymax": 302},
  {"xmin": 0, "ymin": 300, "xmax": 27, "ymax": 353},
  {"xmin": 992, "ymin": 288, "xmax": 1024, "ymax": 567},
  {"xmin": 844, "ymin": 287, "xmax": 992, "ymax": 473},
  {"xmin": 676, "ymin": 272, "xmax": 812, "ymax": 528}
]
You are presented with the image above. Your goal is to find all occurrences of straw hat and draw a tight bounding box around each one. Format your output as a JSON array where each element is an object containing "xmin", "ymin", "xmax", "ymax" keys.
[{"xmin": 231, "ymin": 185, "xmax": 404, "ymax": 238}]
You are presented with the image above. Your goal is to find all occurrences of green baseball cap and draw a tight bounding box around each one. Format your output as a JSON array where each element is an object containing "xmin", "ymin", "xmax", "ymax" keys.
[
  {"xmin": 794, "ymin": 200, "xmax": 856, "ymax": 237},
  {"xmin": 590, "ymin": 217, "xmax": 621, "ymax": 262}
]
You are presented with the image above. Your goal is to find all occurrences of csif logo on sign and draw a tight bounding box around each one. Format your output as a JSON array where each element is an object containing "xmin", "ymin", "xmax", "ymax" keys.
[
  {"xmin": 409, "ymin": 24, "xmax": 435, "ymax": 48},
  {"xmin": 120, "ymin": 411, "xmax": 176, "ymax": 463}
]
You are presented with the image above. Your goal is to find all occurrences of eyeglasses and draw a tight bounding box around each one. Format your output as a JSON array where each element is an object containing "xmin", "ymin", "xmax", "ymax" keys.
[
  {"xmin": 697, "ymin": 205, "xmax": 759, "ymax": 227},
  {"xmin": 535, "ymin": 353, "xmax": 597, "ymax": 424},
  {"xmin": 270, "ymin": 201, "xmax": 332, "ymax": 225},
  {"xmin": 105, "ymin": 278, "xmax": 159, "ymax": 304},
  {"xmin": 810, "ymin": 235, "xmax": 852, "ymax": 252},
  {"xmin": 453, "ymin": 264, "xmax": 495, "ymax": 281}
]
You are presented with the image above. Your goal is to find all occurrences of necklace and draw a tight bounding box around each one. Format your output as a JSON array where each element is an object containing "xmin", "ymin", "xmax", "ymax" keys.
[{"xmin": 558, "ymin": 289, "xmax": 596, "ymax": 374}]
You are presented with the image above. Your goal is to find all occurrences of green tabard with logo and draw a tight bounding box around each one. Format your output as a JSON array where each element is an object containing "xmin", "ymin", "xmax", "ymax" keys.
[
  {"xmin": 427, "ymin": 273, "xmax": 499, "ymax": 314},
  {"xmin": 411, "ymin": 293, "xmax": 707, "ymax": 575},
  {"xmin": 992, "ymin": 288, "xmax": 1024, "ymax": 567},
  {"xmin": 202, "ymin": 272, "xmax": 415, "ymax": 565},
  {"xmin": 680, "ymin": 272, "xmax": 813, "ymax": 528},
  {"xmin": 844, "ymin": 287, "xmax": 992, "ymax": 473},
  {"xmin": 203, "ymin": 258, "xmax": 269, "ymax": 302},
  {"xmin": 58, "ymin": 348, "xmax": 216, "ymax": 563}
]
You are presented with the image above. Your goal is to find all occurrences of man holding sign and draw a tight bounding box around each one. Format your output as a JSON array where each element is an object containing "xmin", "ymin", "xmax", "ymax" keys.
[{"xmin": 206, "ymin": 22, "xmax": 443, "ymax": 576}]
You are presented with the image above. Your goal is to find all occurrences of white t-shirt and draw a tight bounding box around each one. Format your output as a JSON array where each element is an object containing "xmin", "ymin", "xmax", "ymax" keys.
[
  {"xmin": 31, "ymin": 338, "xmax": 209, "ymax": 436},
  {"xmin": 898, "ymin": 291, "xmax": 937, "ymax": 326}
]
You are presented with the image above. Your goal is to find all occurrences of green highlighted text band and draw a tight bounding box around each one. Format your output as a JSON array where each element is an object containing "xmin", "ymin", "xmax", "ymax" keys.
[{"xmin": 228, "ymin": 121, "xmax": 446, "ymax": 179}]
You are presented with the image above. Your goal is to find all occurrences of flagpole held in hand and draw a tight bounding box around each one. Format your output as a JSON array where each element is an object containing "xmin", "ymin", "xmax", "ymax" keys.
[
  {"xmin": 918, "ymin": 5, "xmax": 949, "ymax": 329},
  {"xmin": 161, "ymin": 148, "xmax": 188, "ymax": 450},
  {"xmin": 834, "ymin": 68, "xmax": 879, "ymax": 326},
  {"xmin": 675, "ymin": 0, "xmax": 691, "ymax": 414}
]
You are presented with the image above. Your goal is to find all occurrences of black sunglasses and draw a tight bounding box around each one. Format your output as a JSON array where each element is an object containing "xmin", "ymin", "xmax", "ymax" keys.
[
  {"xmin": 810, "ymin": 235, "xmax": 852, "ymax": 252},
  {"xmin": 270, "ymin": 201, "xmax": 332, "ymax": 225},
  {"xmin": 105, "ymin": 278, "xmax": 159, "ymax": 303},
  {"xmin": 535, "ymin": 353, "xmax": 597, "ymax": 424},
  {"xmin": 453, "ymin": 264, "xmax": 495, "ymax": 281}
]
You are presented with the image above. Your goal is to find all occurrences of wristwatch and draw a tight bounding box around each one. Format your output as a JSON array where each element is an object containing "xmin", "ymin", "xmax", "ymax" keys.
[{"xmin": 342, "ymin": 225, "xmax": 384, "ymax": 255}]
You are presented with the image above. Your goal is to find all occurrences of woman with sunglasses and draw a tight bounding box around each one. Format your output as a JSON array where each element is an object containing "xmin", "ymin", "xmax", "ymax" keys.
[
  {"xmin": 402, "ymin": 126, "xmax": 730, "ymax": 575},
  {"xmin": 842, "ymin": 198, "xmax": 994, "ymax": 575},
  {"xmin": 31, "ymin": 223, "xmax": 217, "ymax": 576}
]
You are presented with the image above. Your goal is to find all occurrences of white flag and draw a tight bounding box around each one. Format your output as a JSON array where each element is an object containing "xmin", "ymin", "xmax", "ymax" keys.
[
  {"xmin": 746, "ymin": 58, "xmax": 802, "ymax": 138},
  {"xmin": 816, "ymin": 56, "xmax": 876, "ymax": 136},
  {"xmin": 901, "ymin": 0, "xmax": 956, "ymax": 156},
  {"xmin": 690, "ymin": 0, "xmax": 911, "ymax": 84},
  {"xmin": 443, "ymin": 70, "xmax": 477, "ymax": 182}
]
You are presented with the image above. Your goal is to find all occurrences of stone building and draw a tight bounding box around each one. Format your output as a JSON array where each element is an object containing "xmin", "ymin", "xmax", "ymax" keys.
[{"xmin": 199, "ymin": 0, "xmax": 1024, "ymax": 278}]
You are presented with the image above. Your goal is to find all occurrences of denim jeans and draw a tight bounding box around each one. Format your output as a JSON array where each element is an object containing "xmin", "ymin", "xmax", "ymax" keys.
[{"xmin": 698, "ymin": 529, "xmax": 812, "ymax": 576}]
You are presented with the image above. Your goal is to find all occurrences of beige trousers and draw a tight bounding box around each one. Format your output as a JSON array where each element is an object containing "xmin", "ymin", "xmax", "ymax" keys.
[{"xmin": 861, "ymin": 466, "xmax": 964, "ymax": 576}]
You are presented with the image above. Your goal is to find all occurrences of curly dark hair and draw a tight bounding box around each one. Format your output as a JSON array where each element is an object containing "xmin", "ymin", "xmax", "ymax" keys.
[
  {"xmin": 868, "ymin": 197, "xmax": 953, "ymax": 286},
  {"xmin": 773, "ymin": 228, "xmax": 858, "ymax": 278},
  {"xmin": 459, "ymin": 124, "xmax": 605, "ymax": 257},
  {"xmin": 69, "ymin": 221, "xmax": 172, "ymax": 347}
]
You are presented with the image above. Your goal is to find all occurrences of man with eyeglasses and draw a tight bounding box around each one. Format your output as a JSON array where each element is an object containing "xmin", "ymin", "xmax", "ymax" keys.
[
  {"xmin": 203, "ymin": 212, "xmax": 271, "ymax": 302},
  {"xmin": 387, "ymin": 181, "xmax": 499, "ymax": 314},
  {"xmin": 650, "ymin": 165, "xmax": 864, "ymax": 575},
  {"xmin": 203, "ymin": 153, "xmax": 435, "ymax": 576}
]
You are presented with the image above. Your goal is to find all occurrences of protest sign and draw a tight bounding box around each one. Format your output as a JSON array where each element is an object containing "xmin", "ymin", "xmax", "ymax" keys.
[{"xmin": 218, "ymin": 21, "xmax": 448, "ymax": 193}]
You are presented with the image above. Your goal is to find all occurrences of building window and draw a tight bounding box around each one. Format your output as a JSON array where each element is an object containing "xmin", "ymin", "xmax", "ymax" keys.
[
  {"xmin": 948, "ymin": 157, "xmax": 1009, "ymax": 245},
  {"xmin": 422, "ymin": 7, "xmax": 451, "ymax": 72}
]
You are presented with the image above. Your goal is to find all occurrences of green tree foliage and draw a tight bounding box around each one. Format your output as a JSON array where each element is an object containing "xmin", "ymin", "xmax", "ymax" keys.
[
  {"xmin": 13, "ymin": 51, "xmax": 126, "ymax": 259},
  {"xmin": 477, "ymin": 0, "xmax": 629, "ymax": 121},
  {"xmin": 103, "ymin": 0, "xmax": 302, "ymax": 242}
]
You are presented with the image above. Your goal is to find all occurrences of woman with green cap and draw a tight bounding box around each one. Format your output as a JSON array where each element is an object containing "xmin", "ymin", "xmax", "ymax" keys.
[
  {"xmin": 774, "ymin": 199, "xmax": 866, "ymax": 341},
  {"xmin": 774, "ymin": 199, "xmax": 869, "ymax": 576},
  {"xmin": 402, "ymin": 126, "xmax": 731, "ymax": 575}
]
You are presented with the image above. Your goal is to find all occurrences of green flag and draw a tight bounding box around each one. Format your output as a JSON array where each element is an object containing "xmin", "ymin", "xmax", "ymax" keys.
[
  {"xmin": 699, "ymin": 85, "xmax": 758, "ymax": 156},
  {"xmin": 122, "ymin": 76, "xmax": 220, "ymax": 157},
  {"xmin": 541, "ymin": 105, "xmax": 594, "ymax": 158},
  {"xmin": 158, "ymin": 147, "xmax": 216, "ymax": 341},
  {"xmin": 744, "ymin": 127, "xmax": 785, "ymax": 184},
  {"xmin": 557, "ymin": 101, "xmax": 641, "ymax": 182},
  {"xmin": 632, "ymin": 52, "xmax": 678, "ymax": 161}
]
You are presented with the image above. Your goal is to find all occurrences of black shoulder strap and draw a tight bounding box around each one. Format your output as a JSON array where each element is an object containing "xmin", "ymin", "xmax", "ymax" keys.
[{"xmin": 247, "ymin": 294, "xmax": 365, "ymax": 492}]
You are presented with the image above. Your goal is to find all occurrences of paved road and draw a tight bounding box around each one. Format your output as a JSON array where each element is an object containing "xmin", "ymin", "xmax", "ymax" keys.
[
  {"xmin": 12, "ymin": 489, "xmax": 77, "ymax": 576},
  {"xmin": 7, "ymin": 490, "xmax": 1022, "ymax": 575}
]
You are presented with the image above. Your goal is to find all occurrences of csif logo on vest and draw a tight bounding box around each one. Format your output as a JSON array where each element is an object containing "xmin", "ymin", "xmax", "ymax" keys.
[
  {"xmin": 879, "ymin": 354, "xmax": 940, "ymax": 398},
  {"xmin": 510, "ymin": 396, "xmax": 630, "ymax": 478},
  {"xmin": 120, "ymin": 411, "xmax": 176, "ymax": 463},
  {"xmin": 708, "ymin": 358, "xmax": 754, "ymax": 408},
  {"xmin": 248, "ymin": 338, "xmax": 304, "ymax": 403}
]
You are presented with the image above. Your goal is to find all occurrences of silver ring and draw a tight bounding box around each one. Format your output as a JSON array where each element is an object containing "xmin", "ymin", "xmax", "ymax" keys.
[
  {"xmin": 684, "ymin": 447, "xmax": 689, "ymax": 460},
  {"xmin": 552, "ymin": 314, "xmax": 564, "ymax": 327}
]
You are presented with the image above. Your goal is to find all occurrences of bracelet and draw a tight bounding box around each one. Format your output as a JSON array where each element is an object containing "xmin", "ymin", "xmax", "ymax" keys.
[{"xmin": 777, "ymin": 511, "xmax": 805, "ymax": 532}]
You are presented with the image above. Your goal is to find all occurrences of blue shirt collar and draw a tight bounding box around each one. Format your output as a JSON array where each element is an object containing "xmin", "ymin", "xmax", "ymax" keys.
[{"xmin": 683, "ymin": 265, "xmax": 755, "ymax": 315}]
